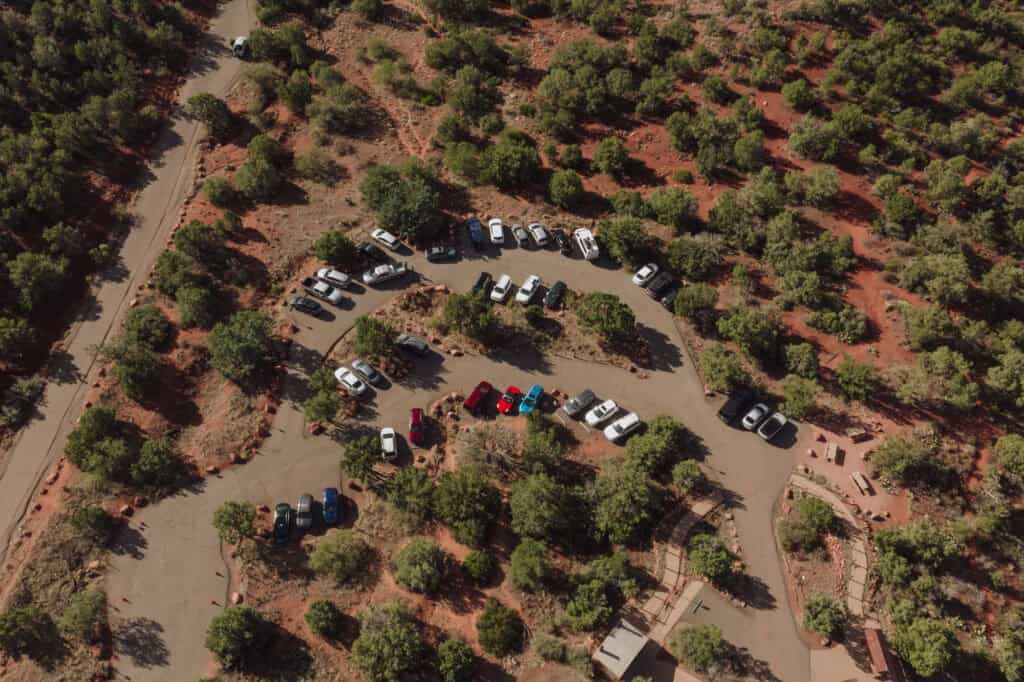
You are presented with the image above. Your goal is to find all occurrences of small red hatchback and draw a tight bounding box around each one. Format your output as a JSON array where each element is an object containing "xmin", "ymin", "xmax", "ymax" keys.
[
  {"xmin": 409, "ymin": 408, "xmax": 426, "ymax": 446},
  {"xmin": 496, "ymin": 386, "xmax": 521, "ymax": 415}
]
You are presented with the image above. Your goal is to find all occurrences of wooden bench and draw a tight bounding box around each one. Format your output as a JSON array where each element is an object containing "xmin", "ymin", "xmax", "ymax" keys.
[{"xmin": 851, "ymin": 471, "xmax": 873, "ymax": 496}]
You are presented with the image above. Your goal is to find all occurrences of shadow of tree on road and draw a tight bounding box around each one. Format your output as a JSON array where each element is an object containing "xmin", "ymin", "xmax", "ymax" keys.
[
  {"xmin": 113, "ymin": 616, "xmax": 169, "ymax": 669},
  {"xmin": 109, "ymin": 523, "xmax": 149, "ymax": 560},
  {"xmin": 732, "ymin": 645, "xmax": 784, "ymax": 682}
]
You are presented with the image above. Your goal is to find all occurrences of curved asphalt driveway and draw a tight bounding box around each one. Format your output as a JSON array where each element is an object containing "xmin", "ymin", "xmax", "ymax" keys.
[
  {"xmin": 107, "ymin": 238, "xmax": 810, "ymax": 682},
  {"xmin": 0, "ymin": 0, "xmax": 255, "ymax": 565}
]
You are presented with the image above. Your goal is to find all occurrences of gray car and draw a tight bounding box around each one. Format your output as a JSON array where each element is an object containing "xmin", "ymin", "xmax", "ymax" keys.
[
  {"xmin": 296, "ymin": 494, "xmax": 314, "ymax": 530},
  {"xmin": 563, "ymin": 389, "xmax": 597, "ymax": 418},
  {"xmin": 352, "ymin": 358, "xmax": 384, "ymax": 386},
  {"xmin": 396, "ymin": 334, "xmax": 429, "ymax": 356}
]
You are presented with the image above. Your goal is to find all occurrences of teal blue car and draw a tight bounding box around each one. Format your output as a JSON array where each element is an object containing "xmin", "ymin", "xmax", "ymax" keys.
[{"xmin": 519, "ymin": 384, "xmax": 543, "ymax": 415}]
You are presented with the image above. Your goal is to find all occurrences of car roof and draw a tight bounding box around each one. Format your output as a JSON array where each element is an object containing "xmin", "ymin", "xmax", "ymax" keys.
[{"xmin": 527, "ymin": 384, "xmax": 542, "ymax": 395}]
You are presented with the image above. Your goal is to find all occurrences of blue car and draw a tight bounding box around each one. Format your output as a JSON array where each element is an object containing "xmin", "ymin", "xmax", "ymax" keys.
[
  {"xmin": 519, "ymin": 384, "xmax": 543, "ymax": 415},
  {"xmin": 468, "ymin": 218, "xmax": 483, "ymax": 248},
  {"xmin": 322, "ymin": 487, "xmax": 340, "ymax": 525}
]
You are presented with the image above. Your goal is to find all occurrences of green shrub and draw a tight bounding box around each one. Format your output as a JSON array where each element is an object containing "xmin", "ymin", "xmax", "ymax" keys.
[
  {"xmin": 688, "ymin": 533, "xmax": 732, "ymax": 584},
  {"xmin": 477, "ymin": 598, "xmax": 524, "ymax": 657},
  {"xmin": 186, "ymin": 93, "xmax": 234, "ymax": 139},
  {"xmin": 60, "ymin": 590, "xmax": 107, "ymax": 642},
  {"xmin": 305, "ymin": 600, "xmax": 344, "ymax": 639},
  {"xmin": 71, "ymin": 506, "xmax": 116, "ymax": 541},
  {"xmin": 669, "ymin": 624, "xmax": 729, "ymax": 673},
  {"xmin": 803, "ymin": 593, "xmax": 847, "ymax": 639},
  {"xmin": 575, "ymin": 292, "xmax": 636, "ymax": 344},
  {"xmin": 392, "ymin": 539, "xmax": 444, "ymax": 595},
  {"xmin": 294, "ymin": 148, "xmax": 338, "ymax": 183},
  {"xmin": 205, "ymin": 607, "xmax": 269, "ymax": 672},
  {"xmin": 594, "ymin": 137, "xmax": 631, "ymax": 177},
  {"xmin": 462, "ymin": 550, "xmax": 498, "ymax": 585},
  {"xmin": 204, "ymin": 176, "xmax": 235, "ymax": 207},
  {"xmin": 312, "ymin": 230, "xmax": 358, "ymax": 269},
  {"xmin": 309, "ymin": 529, "xmax": 372, "ymax": 585},
  {"xmin": 177, "ymin": 284, "xmax": 219, "ymax": 329},
  {"xmin": 122, "ymin": 305, "xmax": 173, "ymax": 352},
  {"xmin": 509, "ymin": 538, "xmax": 549, "ymax": 592},
  {"xmin": 672, "ymin": 460, "xmax": 704, "ymax": 493},
  {"xmin": 549, "ymin": 169, "xmax": 584, "ymax": 209},
  {"xmin": 208, "ymin": 311, "xmax": 273, "ymax": 383},
  {"xmin": 130, "ymin": 438, "xmax": 179, "ymax": 487}
]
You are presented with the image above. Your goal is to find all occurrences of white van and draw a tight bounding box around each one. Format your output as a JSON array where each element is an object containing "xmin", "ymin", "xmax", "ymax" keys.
[{"xmin": 574, "ymin": 228, "xmax": 599, "ymax": 261}]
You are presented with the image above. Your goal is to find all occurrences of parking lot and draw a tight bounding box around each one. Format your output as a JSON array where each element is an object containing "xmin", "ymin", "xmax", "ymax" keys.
[{"xmin": 108, "ymin": 226, "xmax": 811, "ymax": 682}]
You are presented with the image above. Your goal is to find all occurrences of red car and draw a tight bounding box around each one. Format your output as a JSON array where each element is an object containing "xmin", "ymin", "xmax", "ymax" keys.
[
  {"xmin": 463, "ymin": 381, "xmax": 493, "ymax": 414},
  {"xmin": 497, "ymin": 386, "xmax": 521, "ymax": 415},
  {"xmin": 409, "ymin": 408, "xmax": 426, "ymax": 446}
]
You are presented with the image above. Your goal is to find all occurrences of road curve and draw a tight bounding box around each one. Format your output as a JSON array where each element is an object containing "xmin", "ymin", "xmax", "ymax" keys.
[
  {"xmin": 107, "ymin": 239, "xmax": 811, "ymax": 682},
  {"xmin": 0, "ymin": 0, "xmax": 255, "ymax": 564}
]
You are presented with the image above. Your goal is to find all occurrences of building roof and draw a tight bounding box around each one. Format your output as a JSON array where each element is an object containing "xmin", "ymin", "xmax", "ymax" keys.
[{"xmin": 592, "ymin": 618, "xmax": 649, "ymax": 680}]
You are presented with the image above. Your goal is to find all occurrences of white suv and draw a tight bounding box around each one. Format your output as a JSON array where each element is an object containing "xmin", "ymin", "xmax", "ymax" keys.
[
  {"xmin": 527, "ymin": 223, "xmax": 549, "ymax": 247},
  {"xmin": 515, "ymin": 275, "xmax": 541, "ymax": 304},
  {"xmin": 488, "ymin": 218, "xmax": 504, "ymax": 245},
  {"xmin": 604, "ymin": 412, "xmax": 641, "ymax": 442},
  {"xmin": 371, "ymin": 228, "xmax": 401, "ymax": 251},
  {"xmin": 490, "ymin": 274, "xmax": 513, "ymax": 302}
]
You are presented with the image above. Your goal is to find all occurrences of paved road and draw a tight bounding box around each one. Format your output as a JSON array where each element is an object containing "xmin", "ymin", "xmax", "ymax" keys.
[
  {"xmin": 0, "ymin": 0, "xmax": 255, "ymax": 564},
  {"xmin": 107, "ymin": 238, "xmax": 811, "ymax": 681}
]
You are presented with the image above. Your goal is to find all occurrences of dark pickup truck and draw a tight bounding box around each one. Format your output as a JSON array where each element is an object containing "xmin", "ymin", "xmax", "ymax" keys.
[{"xmin": 718, "ymin": 387, "xmax": 756, "ymax": 424}]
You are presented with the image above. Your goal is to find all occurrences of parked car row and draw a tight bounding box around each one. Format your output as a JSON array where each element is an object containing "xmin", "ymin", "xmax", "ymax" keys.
[
  {"xmin": 473, "ymin": 271, "xmax": 567, "ymax": 309},
  {"xmin": 460, "ymin": 381, "xmax": 641, "ymax": 443},
  {"xmin": 717, "ymin": 388, "xmax": 789, "ymax": 442},
  {"xmin": 468, "ymin": 217, "xmax": 586, "ymax": 260},
  {"xmin": 562, "ymin": 388, "xmax": 642, "ymax": 443},
  {"xmin": 631, "ymin": 263, "xmax": 683, "ymax": 309},
  {"xmin": 273, "ymin": 486, "xmax": 345, "ymax": 544}
]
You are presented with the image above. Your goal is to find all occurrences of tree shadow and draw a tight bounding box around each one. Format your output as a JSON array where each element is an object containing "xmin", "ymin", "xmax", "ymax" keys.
[
  {"xmin": 636, "ymin": 323, "xmax": 683, "ymax": 371},
  {"xmin": 45, "ymin": 348, "xmax": 84, "ymax": 386},
  {"xmin": 112, "ymin": 616, "xmax": 169, "ymax": 669},
  {"xmin": 727, "ymin": 572, "xmax": 777, "ymax": 611},
  {"xmin": 243, "ymin": 620, "xmax": 314, "ymax": 681},
  {"xmin": 109, "ymin": 522, "xmax": 149, "ymax": 560},
  {"xmin": 731, "ymin": 644, "xmax": 784, "ymax": 682}
]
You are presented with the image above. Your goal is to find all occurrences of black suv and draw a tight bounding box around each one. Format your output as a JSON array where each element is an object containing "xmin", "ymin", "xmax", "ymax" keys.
[
  {"xmin": 645, "ymin": 271, "xmax": 675, "ymax": 299},
  {"xmin": 718, "ymin": 387, "xmax": 756, "ymax": 424},
  {"xmin": 471, "ymin": 271, "xmax": 493, "ymax": 296},
  {"xmin": 552, "ymin": 229, "xmax": 573, "ymax": 256},
  {"xmin": 358, "ymin": 240, "xmax": 387, "ymax": 263},
  {"xmin": 544, "ymin": 281, "xmax": 567, "ymax": 309}
]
